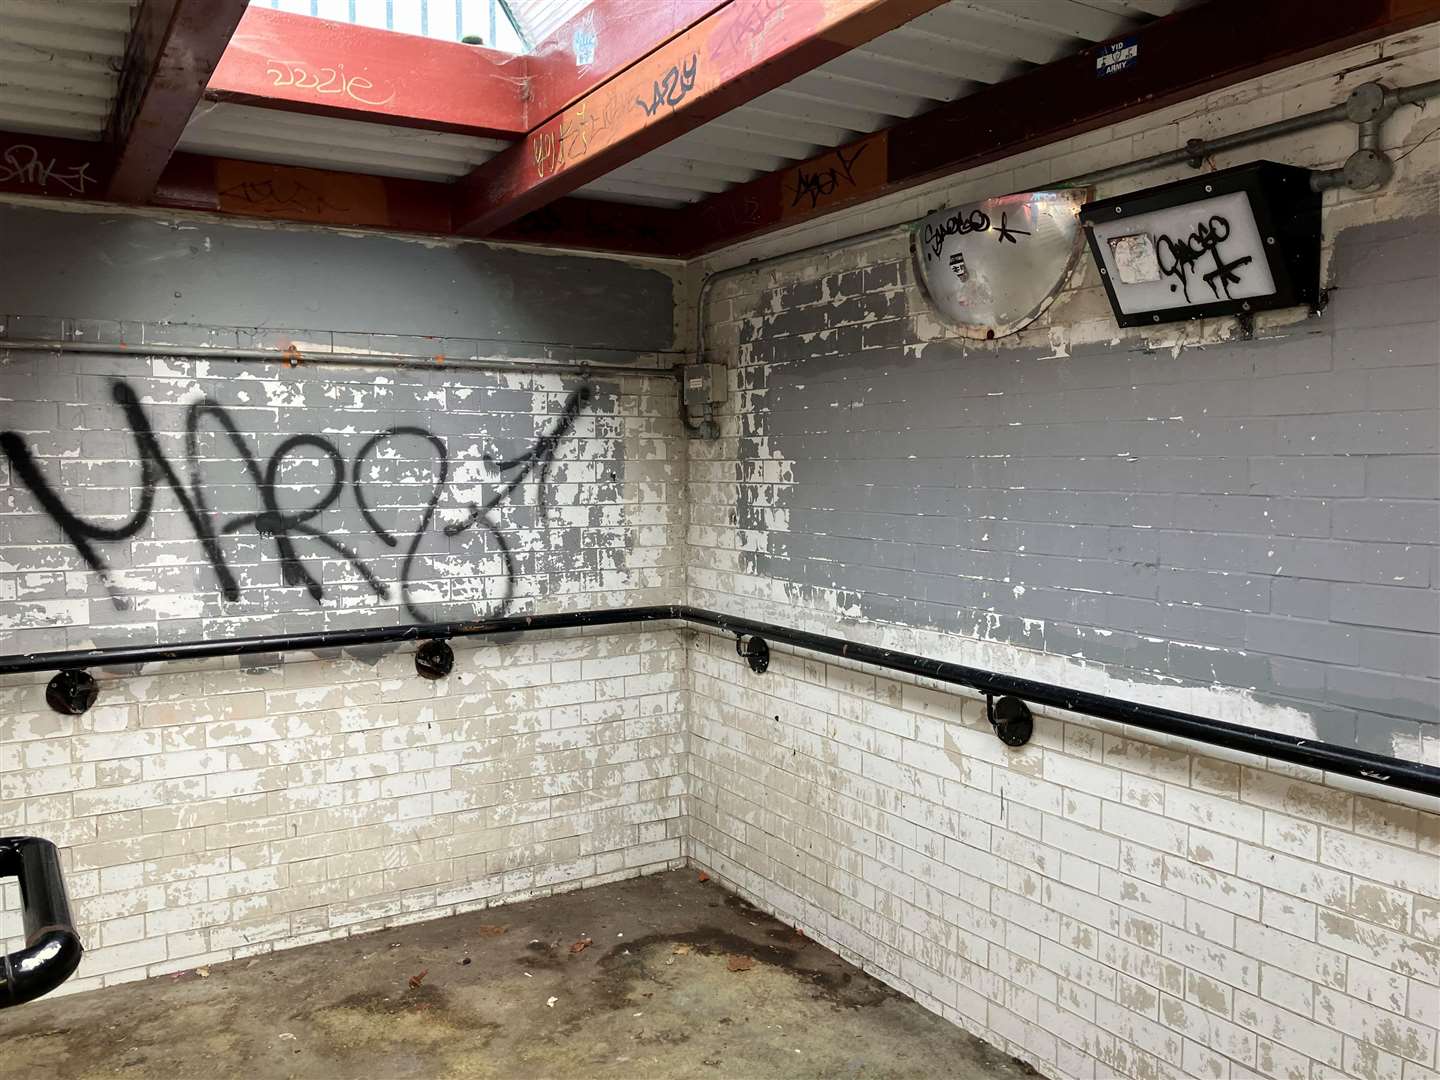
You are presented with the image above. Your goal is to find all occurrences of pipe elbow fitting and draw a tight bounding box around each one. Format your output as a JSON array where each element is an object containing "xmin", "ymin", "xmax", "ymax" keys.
[
  {"xmin": 0, "ymin": 837, "xmax": 84, "ymax": 1008},
  {"xmin": 1, "ymin": 929, "xmax": 85, "ymax": 1008}
]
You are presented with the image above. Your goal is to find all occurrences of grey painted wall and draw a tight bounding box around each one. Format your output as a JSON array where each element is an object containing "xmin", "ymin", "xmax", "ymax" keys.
[
  {"xmin": 728, "ymin": 216, "xmax": 1440, "ymax": 756},
  {"xmin": 0, "ymin": 204, "xmax": 682, "ymax": 653},
  {"xmin": 0, "ymin": 204, "xmax": 675, "ymax": 354}
]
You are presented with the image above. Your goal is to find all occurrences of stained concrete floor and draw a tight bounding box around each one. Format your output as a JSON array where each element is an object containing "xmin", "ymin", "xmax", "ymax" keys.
[{"xmin": 1, "ymin": 869, "xmax": 1035, "ymax": 1079}]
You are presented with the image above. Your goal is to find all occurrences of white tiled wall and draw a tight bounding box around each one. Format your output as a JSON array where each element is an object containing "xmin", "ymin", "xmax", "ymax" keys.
[
  {"xmin": 687, "ymin": 632, "xmax": 1440, "ymax": 1080},
  {"xmin": 2, "ymin": 626, "xmax": 687, "ymax": 993}
]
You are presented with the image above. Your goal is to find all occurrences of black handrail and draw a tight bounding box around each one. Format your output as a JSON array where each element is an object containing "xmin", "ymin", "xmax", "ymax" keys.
[
  {"xmin": 3, "ymin": 605, "xmax": 1437, "ymax": 800},
  {"xmin": 0, "ymin": 837, "xmax": 84, "ymax": 1007},
  {"xmin": 0, "ymin": 607, "xmax": 678, "ymax": 675}
]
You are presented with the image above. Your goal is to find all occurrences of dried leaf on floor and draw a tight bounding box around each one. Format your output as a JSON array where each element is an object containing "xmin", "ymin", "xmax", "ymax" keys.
[
  {"xmin": 726, "ymin": 955, "xmax": 755, "ymax": 973},
  {"xmin": 195, "ymin": 967, "xmax": 210, "ymax": 978},
  {"xmin": 672, "ymin": 944, "xmax": 692, "ymax": 956},
  {"xmin": 409, "ymin": 969, "xmax": 429, "ymax": 990},
  {"xmin": 477, "ymin": 925, "xmax": 508, "ymax": 937},
  {"xmin": 697, "ymin": 872, "xmax": 710, "ymax": 883},
  {"xmin": 570, "ymin": 937, "xmax": 593, "ymax": 954}
]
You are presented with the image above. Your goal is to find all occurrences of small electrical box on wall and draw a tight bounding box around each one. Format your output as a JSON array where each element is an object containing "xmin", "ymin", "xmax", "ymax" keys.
[
  {"xmin": 683, "ymin": 362, "xmax": 727, "ymax": 407},
  {"xmin": 1081, "ymin": 161, "xmax": 1321, "ymax": 328}
]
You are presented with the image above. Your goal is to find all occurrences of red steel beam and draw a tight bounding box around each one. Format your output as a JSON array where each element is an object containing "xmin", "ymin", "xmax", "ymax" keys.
[
  {"xmin": 152, "ymin": 153, "xmax": 681, "ymax": 255},
  {"xmin": 206, "ymin": 6, "xmax": 528, "ymax": 138},
  {"xmin": 525, "ymin": 0, "xmax": 731, "ymax": 129},
  {"xmin": 0, "ymin": 133, "xmax": 110, "ymax": 202},
  {"xmin": 0, "ymin": 126, "xmax": 677, "ymax": 256},
  {"xmin": 154, "ymin": 154, "xmax": 676, "ymax": 256},
  {"xmin": 451, "ymin": 0, "xmax": 947, "ymax": 237},
  {"xmin": 677, "ymin": 0, "xmax": 1440, "ymax": 256},
  {"xmin": 154, "ymin": 153, "xmax": 452, "ymax": 234},
  {"xmin": 105, "ymin": 0, "xmax": 251, "ymax": 203},
  {"xmin": 154, "ymin": 155, "xmax": 678, "ymax": 256}
]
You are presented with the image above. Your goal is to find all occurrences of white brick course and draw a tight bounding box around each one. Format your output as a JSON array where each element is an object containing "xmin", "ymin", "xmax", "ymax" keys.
[
  {"xmin": 689, "ymin": 629, "xmax": 1440, "ymax": 1080},
  {"xmin": 2, "ymin": 627, "xmax": 688, "ymax": 994}
]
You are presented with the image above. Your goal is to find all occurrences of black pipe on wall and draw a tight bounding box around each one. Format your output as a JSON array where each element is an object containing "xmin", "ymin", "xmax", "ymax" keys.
[
  {"xmin": 2, "ymin": 606, "xmax": 1437, "ymax": 800},
  {"xmin": 0, "ymin": 837, "xmax": 84, "ymax": 1008}
]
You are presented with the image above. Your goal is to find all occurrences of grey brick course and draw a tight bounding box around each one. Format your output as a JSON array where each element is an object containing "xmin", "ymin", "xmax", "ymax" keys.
[
  {"xmin": 726, "ymin": 217, "xmax": 1440, "ymax": 751},
  {"xmin": 0, "ymin": 206, "xmax": 682, "ymax": 651}
]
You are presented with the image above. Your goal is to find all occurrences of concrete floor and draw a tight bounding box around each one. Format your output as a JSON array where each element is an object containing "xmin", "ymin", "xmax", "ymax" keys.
[{"xmin": 1, "ymin": 869, "xmax": 1035, "ymax": 1079}]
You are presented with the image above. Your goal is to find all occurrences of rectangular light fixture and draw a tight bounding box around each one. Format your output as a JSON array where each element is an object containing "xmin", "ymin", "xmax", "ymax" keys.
[{"xmin": 1081, "ymin": 161, "xmax": 1321, "ymax": 328}]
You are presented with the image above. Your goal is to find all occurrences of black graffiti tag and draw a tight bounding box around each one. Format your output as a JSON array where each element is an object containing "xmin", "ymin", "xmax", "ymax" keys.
[
  {"xmin": 0, "ymin": 380, "xmax": 594, "ymax": 624},
  {"xmin": 994, "ymin": 211, "xmax": 1030, "ymax": 245},
  {"xmin": 921, "ymin": 208, "xmax": 1030, "ymax": 260},
  {"xmin": 352, "ymin": 427, "xmax": 449, "ymax": 623},
  {"xmin": 217, "ymin": 178, "xmax": 350, "ymax": 216},
  {"xmin": 185, "ymin": 398, "xmax": 388, "ymax": 605},
  {"xmin": 635, "ymin": 54, "xmax": 698, "ymax": 116},
  {"xmin": 0, "ymin": 382, "xmax": 240, "ymax": 610},
  {"xmin": 789, "ymin": 143, "xmax": 870, "ymax": 211},
  {"xmin": 1155, "ymin": 215, "xmax": 1252, "ymax": 303},
  {"xmin": 922, "ymin": 208, "xmax": 989, "ymax": 259}
]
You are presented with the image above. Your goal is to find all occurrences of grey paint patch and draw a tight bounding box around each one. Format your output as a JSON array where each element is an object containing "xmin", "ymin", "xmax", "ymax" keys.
[
  {"xmin": 0, "ymin": 350, "xmax": 645, "ymax": 652},
  {"xmin": 0, "ymin": 204, "xmax": 675, "ymax": 353},
  {"xmin": 732, "ymin": 217, "xmax": 1440, "ymax": 753}
]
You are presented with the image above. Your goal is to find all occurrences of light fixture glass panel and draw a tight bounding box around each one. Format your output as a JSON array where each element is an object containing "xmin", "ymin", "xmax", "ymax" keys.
[{"xmin": 1086, "ymin": 190, "xmax": 1276, "ymax": 315}]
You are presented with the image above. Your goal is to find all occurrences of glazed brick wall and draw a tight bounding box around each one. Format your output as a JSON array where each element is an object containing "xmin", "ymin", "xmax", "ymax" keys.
[
  {"xmin": 691, "ymin": 30, "xmax": 1440, "ymax": 762},
  {"xmin": 0, "ymin": 209, "xmax": 688, "ymax": 990},
  {"xmin": 686, "ymin": 25, "xmax": 1440, "ymax": 1080},
  {"xmin": 3, "ymin": 627, "xmax": 687, "ymax": 994},
  {"xmin": 688, "ymin": 631, "xmax": 1440, "ymax": 1080}
]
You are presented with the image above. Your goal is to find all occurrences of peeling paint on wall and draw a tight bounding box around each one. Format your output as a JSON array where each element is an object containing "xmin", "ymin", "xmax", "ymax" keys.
[
  {"xmin": 0, "ymin": 201, "xmax": 683, "ymax": 653},
  {"xmin": 716, "ymin": 217, "xmax": 1440, "ymax": 761},
  {"xmin": 2, "ymin": 380, "xmax": 596, "ymax": 625},
  {"xmin": 0, "ymin": 351, "xmax": 667, "ymax": 651}
]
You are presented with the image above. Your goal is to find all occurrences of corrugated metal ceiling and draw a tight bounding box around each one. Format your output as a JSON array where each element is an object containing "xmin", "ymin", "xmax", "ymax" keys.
[
  {"xmin": 179, "ymin": 102, "xmax": 509, "ymax": 181},
  {"xmin": 0, "ymin": 0, "xmax": 139, "ymax": 140},
  {"xmin": 0, "ymin": 0, "xmax": 1207, "ymax": 212},
  {"xmin": 576, "ymin": 0, "xmax": 1204, "ymax": 207}
]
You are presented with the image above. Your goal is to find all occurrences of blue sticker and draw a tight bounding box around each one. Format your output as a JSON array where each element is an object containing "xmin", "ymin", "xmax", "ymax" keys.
[
  {"xmin": 572, "ymin": 24, "xmax": 597, "ymax": 67},
  {"xmin": 1096, "ymin": 36, "xmax": 1138, "ymax": 77}
]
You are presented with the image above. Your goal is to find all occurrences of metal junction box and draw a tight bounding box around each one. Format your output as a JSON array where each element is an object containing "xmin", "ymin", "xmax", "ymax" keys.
[{"xmin": 683, "ymin": 363, "xmax": 727, "ymax": 407}]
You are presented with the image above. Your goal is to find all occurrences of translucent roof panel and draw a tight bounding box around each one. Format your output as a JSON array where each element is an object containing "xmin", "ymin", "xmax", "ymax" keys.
[
  {"xmin": 249, "ymin": 0, "xmax": 537, "ymax": 52},
  {"xmin": 505, "ymin": 0, "xmax": 590, "ymax": 46}
]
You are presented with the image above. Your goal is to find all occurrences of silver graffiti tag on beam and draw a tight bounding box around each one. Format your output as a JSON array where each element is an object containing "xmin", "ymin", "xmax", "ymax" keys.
[
  {"xmin": 911, "ymin": 190, "xmax": 1090, "ymax": 340},
  {"xmin": 0, "ymin": 144, "xmax": 94, "ymax": 194}
]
